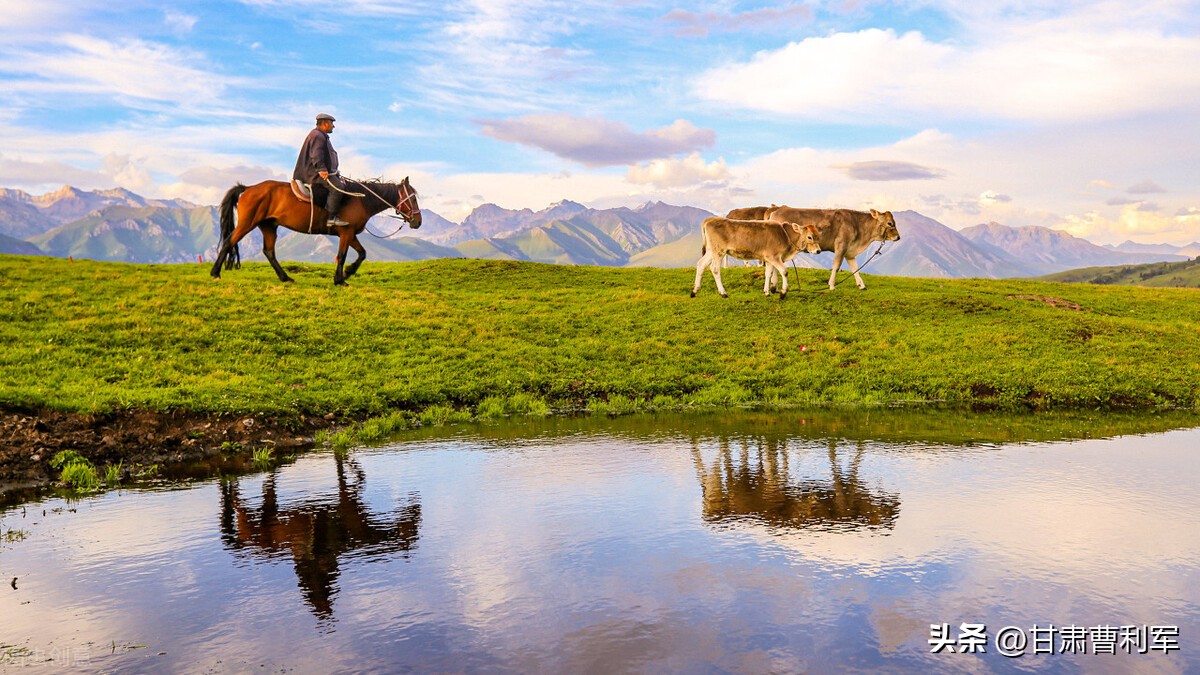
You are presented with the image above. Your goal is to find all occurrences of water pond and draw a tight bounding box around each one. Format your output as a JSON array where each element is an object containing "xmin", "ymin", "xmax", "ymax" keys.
[{"xmin": 1, "ymin": 409, "xmax": 1198, "ymax": 673}]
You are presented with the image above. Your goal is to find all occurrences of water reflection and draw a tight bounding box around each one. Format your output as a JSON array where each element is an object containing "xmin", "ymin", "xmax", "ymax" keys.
[
  {"xmin": 693, "ymin": 437, "xmax": 900, "ymax": 532},
  {"xmin": 218, "ymin": 453, "xmax": 421, "ymax": 620}
]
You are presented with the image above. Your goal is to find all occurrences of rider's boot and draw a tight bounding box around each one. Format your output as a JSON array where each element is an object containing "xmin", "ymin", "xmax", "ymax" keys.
[{"xmin": 325, "ymin": 187, "xmax": 348, "ymax": 227}]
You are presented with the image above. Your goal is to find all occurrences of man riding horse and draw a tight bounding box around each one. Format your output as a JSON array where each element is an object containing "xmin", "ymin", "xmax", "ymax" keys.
[
  {"xmin": 210, "ymin": 113, "xmax": 422, "ymax": 285},
  {"xmin": 294, "ymin": 113, "xmax": 348, "ymax": 227}
]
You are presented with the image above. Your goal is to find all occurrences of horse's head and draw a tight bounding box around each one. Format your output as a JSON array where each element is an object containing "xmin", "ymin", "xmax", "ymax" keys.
[{"xmin": 397, "ymin": 176, "xmax": 422, "ymax": 229}]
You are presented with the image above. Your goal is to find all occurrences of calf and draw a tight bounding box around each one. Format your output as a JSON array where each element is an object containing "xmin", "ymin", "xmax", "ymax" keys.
[
  {"xmin": 692, "ymin": 217, "xmax": 822, "ymax": 298},
  {"xmin": 766, "ymin": 207, "xmax": 900, "ymax": 290}
]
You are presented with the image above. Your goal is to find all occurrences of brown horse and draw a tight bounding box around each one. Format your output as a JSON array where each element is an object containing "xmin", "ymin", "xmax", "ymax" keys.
[{"xmin": 209, "ymin": 176, "xmax": 422, "ymax": 285}]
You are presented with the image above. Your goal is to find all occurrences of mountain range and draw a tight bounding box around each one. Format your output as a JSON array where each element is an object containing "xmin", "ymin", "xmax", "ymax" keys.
[{"xmin": 1, "ymin": 185, "xmax": 1195, "ymax": 278}]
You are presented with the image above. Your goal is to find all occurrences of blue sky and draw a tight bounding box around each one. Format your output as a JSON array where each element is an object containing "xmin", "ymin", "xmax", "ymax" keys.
[{"xmin": 2, "ymin": 0, "xmax": 1199, "ymax": 245}]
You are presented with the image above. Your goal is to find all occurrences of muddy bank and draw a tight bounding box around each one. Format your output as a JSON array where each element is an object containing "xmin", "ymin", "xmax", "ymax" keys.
[{"xmin": 0, "ymin": 408, "xmax": 337, "ymax": 484}]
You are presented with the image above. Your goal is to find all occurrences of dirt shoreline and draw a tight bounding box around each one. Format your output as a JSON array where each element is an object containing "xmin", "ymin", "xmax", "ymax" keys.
[{"xmin": 0, "ymin": 408, "xmax": 337, "ymax": 484}]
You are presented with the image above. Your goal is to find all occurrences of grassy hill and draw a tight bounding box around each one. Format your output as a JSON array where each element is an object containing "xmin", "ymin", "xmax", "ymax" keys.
[
  {"xmin": 1039, "ymin": 257, "xmax": 1200, "ymax": 288},
  {"xmin": 2, "ymin": 255, "xmax": 1198, "ymax": 423},
  {"xmin": 30, "ymin": 205, "xmax": 219, "ymax": 263}
]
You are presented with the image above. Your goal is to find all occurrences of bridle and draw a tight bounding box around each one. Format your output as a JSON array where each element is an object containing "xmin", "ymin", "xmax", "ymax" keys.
[{"xmin": 346, "ymin": 177, "xmax": 421, "ymax": 225}]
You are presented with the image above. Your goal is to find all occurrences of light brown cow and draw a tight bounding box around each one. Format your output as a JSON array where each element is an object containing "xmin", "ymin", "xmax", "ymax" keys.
[
  {"xmin": 725, "ymin": 204, "xmax": 778, "ymax": 220},
  {"xmin": 692, "ymin": 217, "xmax": 822, "ymax": 298},
  {"xmin": 723, "ymin": 205, "xmax": 779, "ymax": 267},
  {"xmin": 766, "ymin": 207, "xmax": 900, "ymax": 290}
]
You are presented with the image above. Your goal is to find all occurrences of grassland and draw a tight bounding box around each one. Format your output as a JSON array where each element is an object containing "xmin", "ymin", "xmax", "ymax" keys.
[
  {"xmin": 3, "ymin": 253, "xmax": 1198, "ymax": 421},
  {"xmin": 1040, "ymin": 257, "xmax": 1200, "ymax": 288}
]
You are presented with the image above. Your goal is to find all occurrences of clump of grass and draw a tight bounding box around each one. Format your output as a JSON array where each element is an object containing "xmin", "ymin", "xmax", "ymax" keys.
[
  {"xmin": 251, "ymin": 447, "xmax": 274, "ymax": 466},
  {"xmin": 589, "ymin": 394, "xmax": 645, "ymax": 416},
  {"xmin": 477, "ymin": 393, "xmax": 551, "ymax": 418},
  {"xmin": 104, "ymin": 460, "xmax": 123, "ymax": 485},
  {"xmin": 417, "ymin": 404, "xmax": 472, "ymax": 427},
  {"xmin": 49, "ymin": 450, "xmax": 100, "ymax": 491},
  {"xmin": 2, "ymin": 529, "xmax": 28, "ymax": 543}
]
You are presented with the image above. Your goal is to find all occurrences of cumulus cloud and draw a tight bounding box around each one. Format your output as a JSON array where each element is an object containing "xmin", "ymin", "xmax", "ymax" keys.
[
  {"xmin": 1126, "ymin": 180, "xmax": 1167, "ymax": 194},
  {"xmin": 838, "ymin": 160, "xmax": 946, "ymax": 181},
  {"xmin": 627, "ymin": 153, "xmax": 728, "ymax": 188},
  {"xmin": 661, "ymin": 5, "xmax": 813, "ymax": 37},
  {"xmin": 1058, "ymin": 203, "xmax": 1200, "ymax": 245},
  {"xmin": 179, "ymin": 165, "xmax": 283, "ymax": 189},
  {"xmin": 694, "ymin": 23, "xmax": 1200, "ymax": 123},
  {"xmin": 478, "ymin": 115, "xmax": 716, "ymax": 167},
  {"xmin": 979, "ymin": 190, "xmax": 1012, "ymax": 205}
]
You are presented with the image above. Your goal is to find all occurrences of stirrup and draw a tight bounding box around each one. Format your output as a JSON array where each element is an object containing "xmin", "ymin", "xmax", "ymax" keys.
[{"xmin": 327, "ymin": 215, "xmax": 349, "ymax": 227}]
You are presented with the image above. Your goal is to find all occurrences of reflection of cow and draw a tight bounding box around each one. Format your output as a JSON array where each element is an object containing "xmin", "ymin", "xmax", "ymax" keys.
[
  {"xmin": 220, "ymin": 454, "xmax": 421, "ymax": 620},
  {"xmin": 692, "ymin": 437, "xmax": 900, "ymax": 531}
]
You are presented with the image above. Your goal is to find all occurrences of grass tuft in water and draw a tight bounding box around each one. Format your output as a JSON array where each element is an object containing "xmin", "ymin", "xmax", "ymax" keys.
[
  {"xmin": 49, "ymin": 450, "xmax": 100, "ymax": 491},
  {"xmin": 251, "ymin": 447, "xmax": 274, "ymax": 466}
]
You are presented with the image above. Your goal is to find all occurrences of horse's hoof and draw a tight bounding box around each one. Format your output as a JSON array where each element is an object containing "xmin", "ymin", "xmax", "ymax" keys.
[
  {"xmin": 281, "ymin": 277, "xmax": 294, "ymax": 284},
  {"xmin": 720, "ymin": 293, "xmax": 728, "ymax": 298},
  {"xmin": 690, "ymin": 291, "xmax": 696, "ymax": 298}
]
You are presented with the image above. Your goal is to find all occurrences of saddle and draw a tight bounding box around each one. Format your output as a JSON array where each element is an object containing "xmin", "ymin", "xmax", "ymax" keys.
[{"xmin": 290, "ymin": 179, "xmax": 314, "ymax": 204}]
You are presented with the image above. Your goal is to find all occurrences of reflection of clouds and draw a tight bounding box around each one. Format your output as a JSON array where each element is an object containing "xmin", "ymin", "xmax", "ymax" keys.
[{"xmin": 1, "ymin": 424, "xmax": 1198, "ymax": 672}]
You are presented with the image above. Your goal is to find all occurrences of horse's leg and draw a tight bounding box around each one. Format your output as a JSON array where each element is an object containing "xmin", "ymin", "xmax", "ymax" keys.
[
  {"xmin": 211, "ymin": 217, "xmax": 259, "ymax": 279},
  {"xmin": 260, "ymin": 224, "xmax": 293, "ymax": 283},
  {"xmin": 343, "ymin": 235, "xmax": 366, "ymax": 279},
  {"xmin": 333, "ymin": 229, "xmax": 353, "ymax": 286}
]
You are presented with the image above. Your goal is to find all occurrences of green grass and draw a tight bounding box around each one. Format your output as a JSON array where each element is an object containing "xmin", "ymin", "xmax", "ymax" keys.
[
  {"xmin": 1040, "ymin": 257, "xmax": 1200, "ymax": 288},
  {"xmin": 49, "ymin": 450, "xmax": 100, "ymax": 490},
  {"xmin": 2, "ymin": 255, "xmax": 1199, "ymax": 424}
]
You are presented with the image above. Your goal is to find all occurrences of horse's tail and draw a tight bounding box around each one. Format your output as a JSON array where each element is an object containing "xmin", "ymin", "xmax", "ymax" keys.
[{"xmin": 219, "ymin": 184, "xmax": 247, "ymax": 270}]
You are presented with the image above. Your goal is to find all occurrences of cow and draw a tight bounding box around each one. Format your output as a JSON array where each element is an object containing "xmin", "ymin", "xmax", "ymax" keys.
[
  {"xmin": 765, "ymin": 207, "xmax": 900, "ymax": 290},
  {"xmin": 723, "ymin": 205, "xmax": 780, "ymax": 267},
  {"xmin": 725, "ymin": 204, "xmax": 778, "ymax": 220},
  {"xmin": 691, "ymin": 217, "xmax": 822, "ymax": 299}
]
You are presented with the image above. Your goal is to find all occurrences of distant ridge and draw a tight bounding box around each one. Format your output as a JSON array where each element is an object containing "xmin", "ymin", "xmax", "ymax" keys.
[{"xmin": 1, "ymin": 185, "xmax": 1194, "ymax": 278}]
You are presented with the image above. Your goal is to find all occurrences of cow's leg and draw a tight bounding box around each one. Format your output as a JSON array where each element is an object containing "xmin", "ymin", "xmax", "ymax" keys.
[
  {"xmin": 260, "ymin": 225, "xmax": 293, "ymax": 283},
  {"xmin": 709, "ymin": 253, "xmax": 728, "ymax": 298},
  {"xmin": 692, "ymin": 252, "xmax": 711, "ymax": 297},
  {"xmin": 828, "ymin": 250, "xmax": 846, "ymax": 290},
  {"xmin": 767, "ymin": 257, "xmax": 789, "ymax": 298},
  {"xmin": 847, "ymin": 255, "xmax": 866, "ymax": 289}
]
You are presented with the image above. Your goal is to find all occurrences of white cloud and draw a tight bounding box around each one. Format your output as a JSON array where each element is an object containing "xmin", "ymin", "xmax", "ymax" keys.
[
  {"xmin": 479, "ymin": 115, "xmax": 715, "ymax": 167},
  {"xmin": 694, "ymin": 22, "xmax": 1200, "ymax": 123},
  {"xmin": 1058, "ymin": 203, "xmax": 1200, "ymax": 245},
  {"xmin": 627, "ymin": 153, "xmax": 728, "ymax": 188},
  {"xmin": 164, "ymin": 10, "xmax": 198, "ymax": 35},
  {"xmin": 0, "ymin": 35, "xmax": 236, "ymax": 107}
]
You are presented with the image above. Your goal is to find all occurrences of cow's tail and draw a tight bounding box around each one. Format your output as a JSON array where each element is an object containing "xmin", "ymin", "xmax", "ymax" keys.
[{"xmin": 219, "ymin": 183, "xmax": 247, "ymax": 270}]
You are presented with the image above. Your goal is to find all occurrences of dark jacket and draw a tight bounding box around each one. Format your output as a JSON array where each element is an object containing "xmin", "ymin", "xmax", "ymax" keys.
[{"xmin": 293, "ymin": 127, "xmax": 339, "ymax": 184}]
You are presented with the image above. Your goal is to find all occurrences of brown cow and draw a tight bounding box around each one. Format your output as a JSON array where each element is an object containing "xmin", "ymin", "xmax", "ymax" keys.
[
  {"xmin": 692, "ymin": 217, "xmax": 821, "ymax": 298},
  {"xmin": 766, "ymin": 207, "xmax": 900, "ymax": 290},
  {"xmin": 725, "ymin": 204, "xmax": 778, "ymax": 220}
]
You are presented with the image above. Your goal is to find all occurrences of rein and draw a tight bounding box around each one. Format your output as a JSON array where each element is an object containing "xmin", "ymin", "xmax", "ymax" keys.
[
  {"xmin": 343, "ymin": 177, "xmax": 420, "ymax": 239},
  {"xmin": 788, "ymin": 240, "xmax": 889, "ymax": 293}
]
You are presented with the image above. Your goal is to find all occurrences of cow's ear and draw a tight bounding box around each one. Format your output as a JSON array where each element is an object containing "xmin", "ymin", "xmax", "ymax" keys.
[
  {"xmin": 790, "ymin": 222, "xmax": 801, "ymax": 232},
  {"xmin": 870, "ymin": 208, "xmax": 880, "ymax": 217}
]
